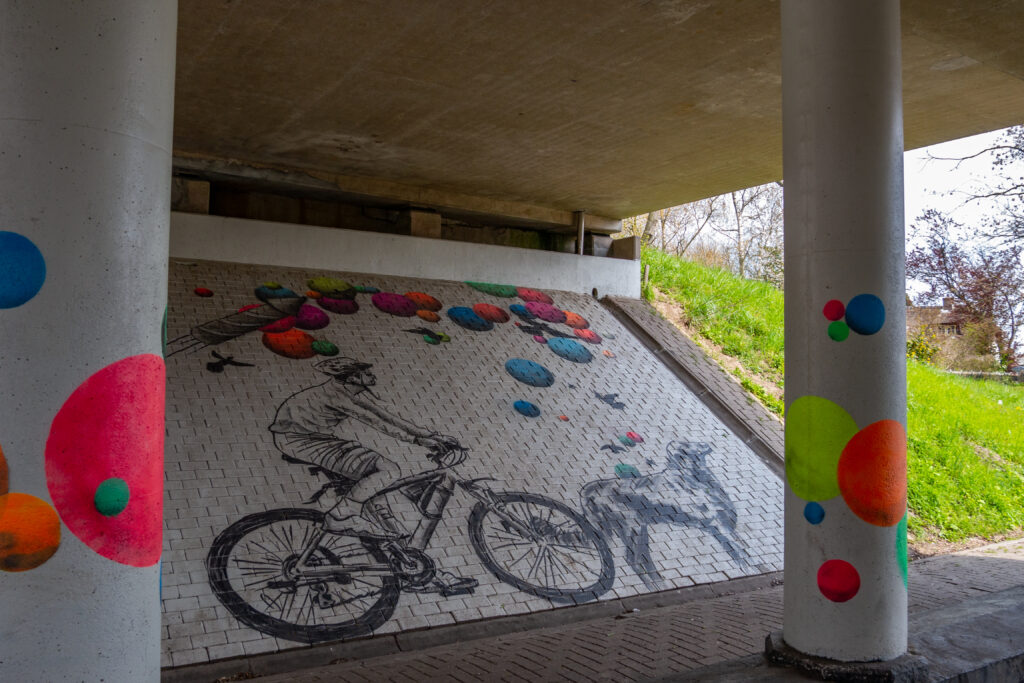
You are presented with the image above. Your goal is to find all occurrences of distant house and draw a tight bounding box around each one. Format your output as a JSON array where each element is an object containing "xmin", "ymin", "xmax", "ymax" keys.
[{"xmin": 906, "ymin": 297, "xmax": 966, "ymax": 337}]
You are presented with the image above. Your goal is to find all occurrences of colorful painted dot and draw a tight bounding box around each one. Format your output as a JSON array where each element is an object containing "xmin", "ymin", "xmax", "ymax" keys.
[
  {"xmin": 448, "ymin": 306, "xmax": 493, "ymax": 331},
  {"xmin": 837, "ymin": 419, "xmax": 906, "ymax": 527},
  {"xmin": 626, "ymin": 432, "xmax": 644, "ymax": 443},
  {"xmin": 896, "ymin": 514, "xmax": 908, "ymax": 588},
  {"xmin": 0, "ymin": 493, "xmax": 61, "ymax": 572},
  {"xmin": 94, "ymin": 478, "xmax": 130, "ymax": 517},
  {"xmin": 238, "ymin": 303, "xmax": 261, "ymax": 313},
  {"xmin": 618, "ymin": 435, "xmax": 636, "ymax": 447},
  {"xmin": 803, "ymin": 502, "xmax": 825, "ymax": 525},
  {"xmin": 417, "ymin": 310, "xmax": 440, "ymax": 323},
  {"xmin": 45, "ymin": 354, "xmax": 164, "ymax": 567},
  {"xmin": 822, "ymin": 299, "xmax": 845, "ymax": 321},
  {"xmin": 405, "ymin": 292, "xmax": 442, "ymax": 311},
  {"xmin": 504, "ymin": 358, "xmax": 555, "ymax": 387},
  {"xmin": 509, "ymin": 304, "xmax": 534, "ymax": 320},
  {"xmin": 817, "ymin": 559, "xmax": 860, "ymax": 602},
  {"xmin": 319, "ymin": 297, "xmax": 359, "ymax": 314},
  {"xmin": 356, "ymin": 285, "xmax": 380, "ymax": 293},
  {"xmin": 312, "ymin": 340, "xmax": 339, "ymax": 356},
  {"xmin": 372, "ymin": 292, "xmax": 419, "ymax": 317},
  {"xmin": 784, "ymin": 395, "xmax": 858, "ymax": 501},
  {"xmin": 563, "ymin": 311, "xmax": 590, "ymax": 329},
  {"xmin": 533, "ymin": 335, "xmax": 547, "ymax": 343},
  {"xmin": 516, "ymin": 287, "xmax": 553, "ymax": 304},
  {"xmin": 466, "ymin": 281, "xmax": 517, "ymax": 297},
  {"xmin": 558, "ymin": 415, "xmax": 569, "ymax": 422},
  {"xmin": 845, "ymin": 294, "xmax": 886, "ymax": 335},
  {"xmin": 425, "ymin": 335, "xmax": 439, "ymax": 345},
  {"xmin": 615, "ymin": 463, "xmax": 640, "ymax": 479},
  {"xmin": 259, "ymin": 316, "xmax": 296, "ymax": 333},
  {"xmin": 828, "ymin": 320, "xmax": 850, "ymax": 342},
  {"xmin": 603, "ymin": 350, "xmax": 615, "ymax": 358},
  {"xmin": 254, "ymin": 285, "xmax": 297, "ymax": 301},
  {"xmin": 525, "ymin": 302, "xmax": 566, "ymax": 324},
  {"xmin": 307, "ymin": 277, "xmax": 353, "ymax": 298},
  {"xmin": 513, "ymin": 400, "xmax": 541, "ymax": 417},
  {"xmin": 0, "ymin": 231, "xmax": 46, "ymax": 308},
  {"xmin": 305, "ymin": 290, "xmax": 322, "ymax": 299},
  {"xmin": 473, "ymin": 303, "xmax": 510, "ymax": 323},
  {"xmin": 574, "ymin": 329, "xmax": 602, "ymax": 344},
  {"xmin": 263, "ymin": 329, "xmax": 316, "ymax": 359},
  {"xmin": 547, "ymin": 337, "xmax": 593, "ymax": 363},
  {"xmin": 194, "ymin": 287, "xmax": 213, "ymax": 297},
  {"xmin": 262, "ymin": 281, "xmax": 282, "ymax": 289},
  {"xmin": 295, "ymin": 304, "xmax": 330, "ymax": 330}
]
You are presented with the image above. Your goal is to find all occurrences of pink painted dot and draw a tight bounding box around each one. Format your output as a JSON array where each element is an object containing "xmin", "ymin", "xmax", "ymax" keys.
[
  {"xmin": 823, "ymin": 299, "xmax": 845, "ymax": 321},
  {"xmin": 295, "ymin": 304, "xmax": 330, "ymax": 330},
  {"xmin": 525, "ymin": 301, "xmax": 566, "ymax": 324},
  {"xmin": 319, "ymin": 297, "xmax": 359, "ymax": 314},
  {"xmin": 259, "ymin": 315, "xmax": 296, "ymax": 333},
  {"xmin": 817, "ymin": 559, "xmax": 860, "ymax": 602},
  {"xmin": 45, "ymin": 354, "xmax": 165, "ymax": 567},
  {"xmin": 372, "ymin": 292, "xmax": 418, "ymax": 317},
  {"xmin": 533, "ymin": 335, "xmax": 547, "ymax": 344},
  {"xmin": 473, "ymin": 303, "xmax": 510, "ymax": 323},
  {"xmin": 238, "ymin": 303, "xmax": 261, "ymax": 313}
]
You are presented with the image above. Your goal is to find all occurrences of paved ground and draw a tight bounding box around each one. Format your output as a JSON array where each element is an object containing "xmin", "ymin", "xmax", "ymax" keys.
[{"xmin": 219, "ymin": 539, "xmax": 1024, "ymax": 682}]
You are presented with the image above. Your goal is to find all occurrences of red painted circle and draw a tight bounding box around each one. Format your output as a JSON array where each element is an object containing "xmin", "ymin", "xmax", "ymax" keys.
[
  {"xmin": 262, "ymin": 329, "xmax": 316, "ymax": 359},
  {"xmin": 473, "ymin": 303, "xmax": 510, "ymax": 323},
  {"xmin": 823, "ymin": 299, "xmax": 845, "ymax": 321},
  {"xmin": 405, "ymin": 292, "xmax": 442, "ymax": 312},
  {"xmin": 194, "ymin": 287, "xmax": 214, "ymax": 297},
  {"xmin": 574, "ymin": 328, "xmax": 602, "ymax": 344},
  {"xmin": 817, "ymin": 559, "xmax": 860, "ymax": 602},
  {"xmin": 45, "ymin": 354, "xmax": 165, "ymax": 567},
  {"xmin": 516, "ymin": 287, "xmax": 553, "ymax": 304},
  {"xmin": 838, "ymin": 420, "xmax": 907, "ymax": 527}
]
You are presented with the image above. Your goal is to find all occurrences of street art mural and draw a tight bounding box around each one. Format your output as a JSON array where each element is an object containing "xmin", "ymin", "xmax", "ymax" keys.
[{"xmin": 163, "ymin": 261, "xmax": 783, "ymax": 659}]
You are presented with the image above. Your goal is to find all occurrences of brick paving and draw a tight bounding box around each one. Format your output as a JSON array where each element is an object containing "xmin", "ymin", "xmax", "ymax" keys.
[
  {"xmin": 162, "ymin": 262, "xmax": 784, "ymax": 667},
  {"xmin": 251, "ymin": 539, "xmax": 1024, "ymax": 682}
]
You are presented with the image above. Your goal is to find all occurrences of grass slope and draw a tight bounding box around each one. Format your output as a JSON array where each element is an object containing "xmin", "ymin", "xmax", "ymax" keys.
[{"xmin": 643, "ymin": 247, "xmax": 1024, "ymax": 542}]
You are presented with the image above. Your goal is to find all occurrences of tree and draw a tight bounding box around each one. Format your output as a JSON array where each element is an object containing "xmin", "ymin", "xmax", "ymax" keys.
[
  {"xmin": 709, "ymin": 182, "xmax": 784, "ymax": 283},
  {"xmin": 907, "ymin": 210, "xmax": 1024, "ymax": 368},
  {"xmin": 930, "ymin": 125, "xmax": 1024, "ymax": 244}
]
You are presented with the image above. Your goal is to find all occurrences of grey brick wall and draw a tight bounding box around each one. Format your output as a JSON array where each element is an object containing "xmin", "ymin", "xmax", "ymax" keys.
[{"xmin": 162, "ymin": 259, "xmax": 783, "ymax": 666}]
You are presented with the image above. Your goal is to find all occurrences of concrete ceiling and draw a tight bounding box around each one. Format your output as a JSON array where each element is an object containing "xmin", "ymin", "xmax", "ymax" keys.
[{"xmin": 174, "ymin": 1, "xmax": 1024, "ymax": 229}]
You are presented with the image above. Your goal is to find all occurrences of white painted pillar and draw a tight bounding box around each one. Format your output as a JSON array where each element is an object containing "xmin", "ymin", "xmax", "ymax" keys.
[
  {"xmin": 781, "ymin": 0, "xmax": 908, "ymax": 662},
  {"xmin": 0, "ymin": 2, "xmax": 177, "ymax": 680}
]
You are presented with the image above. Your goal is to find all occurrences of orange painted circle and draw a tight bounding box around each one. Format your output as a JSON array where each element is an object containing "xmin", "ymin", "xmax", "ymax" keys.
[
  {"xmin": 0, "ymin": 493, "xmax": 60, "ymax": 572},
  {"xmin": 405, "ymin": 292, "xmax": 442, "ymax": 312},
  {"xmin": 262, "ymin": 329, "xmax": 317, "ymax": 359},
  {"xmin": 563, "ymin": 311, "xmax": 590, "ymax": 329},
  {"xmin": 416, "ymin": 310, "xmax": 440, "ymax": 322},
  {"xmin": 837, "ymin": 420, "xmax": 907, "ymax": 527}
]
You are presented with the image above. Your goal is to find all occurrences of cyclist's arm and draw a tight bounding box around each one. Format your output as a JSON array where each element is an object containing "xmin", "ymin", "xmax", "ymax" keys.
[{"xmin": 343, "ymin": 393, "xmax": 436, "ymax": 444}]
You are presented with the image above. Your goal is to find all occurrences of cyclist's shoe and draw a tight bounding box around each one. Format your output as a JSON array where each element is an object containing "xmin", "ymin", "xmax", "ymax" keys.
[{"xmin": 413, "ymin": 569, "xmax": 478, "ymax": 597}]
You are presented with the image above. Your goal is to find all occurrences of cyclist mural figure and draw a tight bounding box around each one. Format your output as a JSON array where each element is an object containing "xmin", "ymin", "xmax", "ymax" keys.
[{"xmin": 270, "ymin": 356, "xmax": 476, "ymax": 596}]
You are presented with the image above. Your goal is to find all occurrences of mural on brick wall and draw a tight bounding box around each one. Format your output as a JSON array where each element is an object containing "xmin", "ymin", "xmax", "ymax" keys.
[{"xmin": 163, "ymin": 262, "xmax": 783, "ymax": 657}]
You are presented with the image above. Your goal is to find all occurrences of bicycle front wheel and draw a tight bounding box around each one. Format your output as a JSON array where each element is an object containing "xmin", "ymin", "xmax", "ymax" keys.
[
  {"xmin": 469, "ymin": 492, "xmax": 614, "ymax": 601},
  {"xmin": 206, "ymin": 508, "xmax": 400, "ymax": 643}
]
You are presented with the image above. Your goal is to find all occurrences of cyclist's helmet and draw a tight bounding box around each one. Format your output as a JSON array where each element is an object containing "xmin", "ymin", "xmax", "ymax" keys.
[{"xmin": 315, "ymin": 357, "xmax": 372, "ymax": 378}]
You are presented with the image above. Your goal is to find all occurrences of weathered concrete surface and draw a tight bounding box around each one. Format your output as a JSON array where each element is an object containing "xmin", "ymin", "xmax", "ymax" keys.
[{"xmin": 173, "ymin": 2, "xmax": 1024, "ymax": 222}]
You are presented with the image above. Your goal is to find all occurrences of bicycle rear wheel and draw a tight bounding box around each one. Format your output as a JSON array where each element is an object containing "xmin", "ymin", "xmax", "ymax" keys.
[{"xmin": 206, "ymin": 508, "xmax": 400, "ymax": 643}]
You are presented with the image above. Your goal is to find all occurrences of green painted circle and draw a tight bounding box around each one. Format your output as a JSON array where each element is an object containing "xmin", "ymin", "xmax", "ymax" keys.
[
  {"xmin": 312, "ymin": 340, "xmax": 339, "ymax": 356},
  {"xmin": 827, "ymin": 320, "xmax": 850, "ymax": 341},
  {"xmin": 896, "ymin": 514, "xmax": 908, "ymax": 588},
  {"xmin": 94, "ymin": 478, "xmax": 130, "ymax": 516},
  {"xmin": 785, "ymin": 395, "xmax": 857, "ymax": 501}
]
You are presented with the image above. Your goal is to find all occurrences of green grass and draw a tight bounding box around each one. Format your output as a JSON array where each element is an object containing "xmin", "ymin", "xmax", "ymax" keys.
[
  {"xmin": 907, "ymin": 361, "xmax": 1024, "ymax": 541},
  {"xmin": 643, "ymin": 246, "xmax": 1024, "ymax": 542},
  {"xmin": 643, "ymin": 246, "xmax": 785, "ymax": 413}
]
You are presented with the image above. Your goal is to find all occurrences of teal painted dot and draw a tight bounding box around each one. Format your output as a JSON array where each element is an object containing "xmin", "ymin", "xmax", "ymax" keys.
[
  {"xmin": 827, "ymin": 320, "xmax": 850, "ymax": 341},
  {"xmin": 513, "ymin": 400, "xmax": 540, "ymax": 417},
  {"xmin": 312, "ymin": 340, "xmax": 339, "ymax": 356},
  {"xmin": 896, "ymin": 514, "xmax": 908, "ymax": 588},
  {"xmin": 0, "ymin": 231, "xmax": 46, "ymax": 308},
  {"xmin": 94, "ymin": 478, "xmax": 130, "ymax": 516},
  {"xmin": 615, "ymin": 463, "xmax": 640, "ymax": 478},
  {"xmin": 804, "ymin": 501, "xmax": 825, "ymax": 524},
  {"xmin": 618, "ymin": 435, "xmax": 636, "ymax": 447}
]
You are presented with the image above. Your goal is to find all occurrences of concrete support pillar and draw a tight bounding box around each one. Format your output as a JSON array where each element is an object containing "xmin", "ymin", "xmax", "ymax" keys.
[
  {"xmin": 574, "ymin": 210, "xmax": 586, "ymax": 255},
  {"xmin": 0, "ymin": 2, "xmax": 177, "ymax": 680},
  {"xmin": 781, "ymin": 0, "xmax": 907, "ymax": 662}
]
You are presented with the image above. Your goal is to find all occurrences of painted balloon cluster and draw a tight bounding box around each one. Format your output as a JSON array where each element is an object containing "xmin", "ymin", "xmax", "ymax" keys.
[
  {"xmin": 823, "ymin": 294, "xmax": 885, "ymax": 342},
  {"xmin": 0, "ymin": 231, "xmax": 164, "ymax": 571}
]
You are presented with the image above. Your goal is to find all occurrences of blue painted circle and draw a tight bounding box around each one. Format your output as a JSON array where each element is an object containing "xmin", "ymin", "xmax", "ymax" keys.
[
  {"xmin": 513, "ymin": 400, "xmax": 541, "ymax": 417},
  {"xmin": 509, "ymin": 303, "xmax": 534, "ymax": 320},
  {"xmin": 0, "ymin": 231, "xmax": 45, "ymax": 308},
  {"xmin": 546, "ymin": 337, "xmax": 593, "ymax": 363},
  {"xmin": 845, "ymin": 294, "xmax": 885, "ymax": 335},
  {"xmin": 804, "ymin": 501, "xmax": 825, "ymax": 525},
  {"xmin": 447, "ymin": 306, "xmax": 494, "ymax": 331},
  {"xmin": 505, "ymin": 358, "xmax": 555, "ymax": 387}
]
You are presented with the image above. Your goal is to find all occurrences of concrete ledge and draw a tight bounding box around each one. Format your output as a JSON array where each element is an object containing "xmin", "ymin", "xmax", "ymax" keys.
[{"xmin": 765, "ymin": 632, "xmax": 929, "ymax": 682}]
